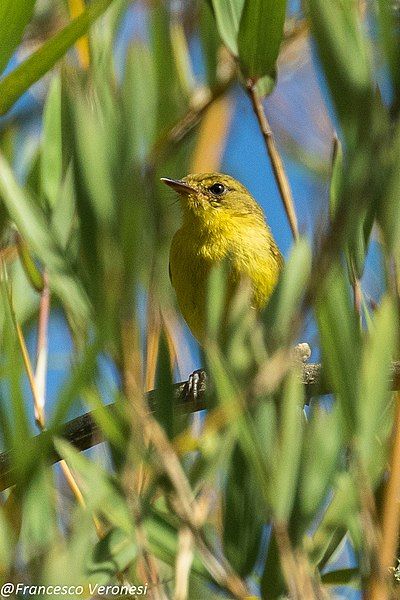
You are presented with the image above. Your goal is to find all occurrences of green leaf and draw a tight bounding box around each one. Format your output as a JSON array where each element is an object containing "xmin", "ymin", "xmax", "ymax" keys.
[
  {"xmin": 208, "ymin": 0, "xmax": 245, "ymax": 56},
  {"xmin": 123, "ymin": 42, "xmax": 157, "ymax": 164},
  {"xmin": 0, "ymin": 152, "xmax": 90, "ymax": 326},
  {"xmin": 0, "ymin": 0, "xmax": 37, "ymax": 75},
  {"xmin": 238, "ymin": 0, "xmax": 287, "ymax": 82},
  {"xmin": 376, "ymin": 0, "xmax": 400, "ymax": 116},
  {"xmin": 329, "ymin": 137, "xmax": 343, "ymax": 219},
  {"xmin": 0, "ymin": 0, "xmax": 118, "ymax": 115},
  {"xmin": 308, "ymin": 0, "xmax": 374, "ymax": 142},
  {"xmin": 199, "ymin": 1, "xmax": 221, "ymax": 89},
  {"xmin": 54, "ymin": 438, "xmax": 134, "ymax": 536},
  {"xmin": 85, "ymin": 528, "xmax": 137, "ymax": 584},
  {"xmin": 308, "ymin": 474, "xmax": 357, "ymax": 566},
  {"xmin": 68, "ymin": 91, "xmax": 116, "ymax": 226},
  {"xmin": 264, "ymin": 237, "xmax": 312, "ymax": 347},
  {"xmin": 51, "ymin": 162, "xmax": 76, "ymax": 250},
  {"xmin": 272, "ymin": 371, "xmax": 304, "ymax": 521},
  {"xmin": 260, "ymin": 533, "xmax": 286, "ymax": 599},
  {"xmin": 321, "ymin": 567, "xmax": 359, "ymax": 587},
  {"xmin": 150, "ymin": 2, "xmax": 186, "ymax": 133},
  {"xmin": 19, "ymin": 464, "xmax": 56, "ymax": 560},
  {"xmin": 0, "ymin": 507, "xmax": 15, "ymax": 571},
  {"xmin": 357, "ymin": 296, "xmax": 397, "ymax": 473},
  {"xmin": 377, "ymin": 121, "xmax": 400, "ymax": 252},
  {"xmin": 298, "ymin": 406, "xmax": 341, "ymax": 521},
  {"xmin": 222, "ymin": 443, "xmax": 264, "ymax": 577},
  {"xmin": 41, "ymin": 75, "xmax": 62, "ymax": 209},
  {"xmin": 145, "ymin": 508, "xmax": 209, "ymax": 581},
  {"xmin": 154, "ymin": 331, "xmax": 180, "ymax": 440},
  {"xmin": 315, "ymin": 262, "xmax": 360, "ymax": 433},
  {"xmin": 16, "ymin": 235, "xmax": 44, "ymax": 292}
]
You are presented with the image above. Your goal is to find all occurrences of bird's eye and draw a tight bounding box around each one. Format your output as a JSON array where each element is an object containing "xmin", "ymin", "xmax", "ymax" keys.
[{"xmin": 208, "ymin": 182, "xmax": 226, "ymax": 196}]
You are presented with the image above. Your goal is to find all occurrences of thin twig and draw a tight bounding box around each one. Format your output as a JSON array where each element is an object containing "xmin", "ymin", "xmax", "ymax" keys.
[
  {"xmin": 35, "ymin": 271, "xmax": 50, "ymax": 425},
  {"xmin": 247, "ymin": 82, "xmax": 299, "ymax": 241}
]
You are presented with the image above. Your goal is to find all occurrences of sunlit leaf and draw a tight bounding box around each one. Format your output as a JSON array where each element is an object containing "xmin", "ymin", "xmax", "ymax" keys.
[
  {"xmin": 208, "ymin": 0, "xmax": 245, "ymax": 56},
  {"xmin": 315, "ymin": 262, "xmax": 360, "ymax": 432},
  {"xmin": 0, "ymin": 0, "xmax": 118, "ymax": 115},
  {"xmin": 0, "ymin": 153, "xmax": 90, "ymax": 326},
  {"xmin": 123, "ymin": 43, "xmax": 157, "ymax": 164},
  {"xmin": 238, "ymin": 0, "xmax": 287, "ymax": 83},
  {"xmin": 41, "ymin": 75, "xmax": 62, "ymax": 209},
  {"xmin": 0, "ymin": 0, "xmax": 36, "ymax": 75},
  {"xmin": 357, "ymin": 296, "xmax": 397, "ymax": 473}
]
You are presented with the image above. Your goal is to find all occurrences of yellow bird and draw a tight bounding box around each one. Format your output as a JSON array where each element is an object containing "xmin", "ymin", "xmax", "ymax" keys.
[{"xmin": 161, "ymin": 173, "xmax": 283, "ymax": 343}]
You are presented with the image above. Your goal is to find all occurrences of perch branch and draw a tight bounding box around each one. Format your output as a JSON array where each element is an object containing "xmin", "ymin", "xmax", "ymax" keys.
[{"xmin": 1, "ymin": 361, "xmax": 400, "ymax": 492}]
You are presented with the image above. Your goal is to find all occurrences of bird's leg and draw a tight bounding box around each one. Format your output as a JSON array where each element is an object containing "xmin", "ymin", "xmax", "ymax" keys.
[{"xmin": 183, "ymin": 369, "xmax": 207, "ymax": 402}]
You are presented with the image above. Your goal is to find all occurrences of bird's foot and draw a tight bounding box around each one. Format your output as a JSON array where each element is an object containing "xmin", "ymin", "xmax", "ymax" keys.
[{"xmin": 183, "ymin": 369, "xmax": 207, "ymax": 402}]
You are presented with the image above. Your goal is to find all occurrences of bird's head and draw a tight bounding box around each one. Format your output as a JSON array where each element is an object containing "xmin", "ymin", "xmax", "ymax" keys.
[{"xmin": 161, "ymin": 172, "xmax": 265, "ymax": 229}]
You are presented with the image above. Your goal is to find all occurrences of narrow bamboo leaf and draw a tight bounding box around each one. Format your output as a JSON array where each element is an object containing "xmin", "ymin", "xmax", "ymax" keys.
[
  {"xmin": 238, "ymin": 0, "xmax": 287, "ymax": 82},
  {"xmin": 308, "ymin": 474, "xmax": 357, "ymax": 566},
  {"xmin": 154, "ymin": 331, "xmax": 179, "ymax": 441},
  {"xmin": 16, "ymin": 236, "xmax": 44, "ymax": 292},
  {"xmin": 150, "ymin": 2, "xmax": 186, "ymax": 133},
  {"xmin": 0, "ymin": 508, "xmax": 14, "ymax": 571},
  {"xmin": 0, "ymin": 279, "xmax": 32, "ymax": 447},
  {"xmin": 264, "ymin": 237, "xmax": 312, "ymax": 346},
  {"xmin": 19, "ymin": 466, "xmax": 56, "ymax": 561},
  {"xmin": 321, "ymin": 568, "xmax": 359, "ymax": 587},
  {"xmin": 0, "ymin": 0, "xmax": 37, "ymax": 75},
  {"xmin": 357, "ymin": 296, "xmax": 397, "ymax": 472},
  {"xmin": 208, "ymin": 0, "xmax": 245, "ymax": 56},
  {"xmin": 54, "ymin": 438, "xmax": 134, "ymax": 535},
  {"xmin": 0, "ymin": 153, "xmax": 90, "ymax": 324},
  {"xmin": 329, "ymin": 137, "xmax": 343, "ymax": 219},
  {"xmin": 41, "ymin": 75, "xmax": 62, "ymax": 209},
  {"xmin": 123, "ymin": 43, "xmax": 157, "ymax": 163},
  {"xmin": 315, "ymin": 262, "xmax": 360, "ymax": 432},
  {"xmin": 199, "ymin": 1, "xmax": 221, "ymax": 89},
  {"xmin": 85, "ymin": 528, "xmax": 137, "ymax": 584},
  {"xmin": 298, "ymin": 406, "xmax": 341, "ymax": 521},
  {"xmin": 69, "ymin": 93, "xmax": 116, "ymax": 225},
  {"xmin": 272, "ymin": 371, "xmax": 304, "ymax": 521},
  {"xmin": 376, "ymin": 0, "xmax": 400, "ymax": 115},
  {"xmin": 0, "ymin": 0, "xmax": 118, "ymax": 115},
  {"xmin": 261, "ymin": 533, "xmax": 286, "ymax": 599},
  {"xmin": 51, "ymin": 162, "xmax": 76, "ymax": 250},
  {"xmin": 308, "ymin": 0, "xmax": 374, "ymax": 140},
  {"xmin": 222, "ymin": 443, "xmax": 264, "ymax": 577},
  {"xmin": 377, "ymin": 121, "xmax": 400, "ymax": 251},
  {"xmin": 145, "ymin": 509, "xmax": 209, "ymax": 581}
]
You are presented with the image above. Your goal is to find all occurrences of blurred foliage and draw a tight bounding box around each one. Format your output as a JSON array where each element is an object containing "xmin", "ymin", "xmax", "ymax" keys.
[{"xmin": 0, "ymin": 1, "xmax": 399, "ymax": 599}]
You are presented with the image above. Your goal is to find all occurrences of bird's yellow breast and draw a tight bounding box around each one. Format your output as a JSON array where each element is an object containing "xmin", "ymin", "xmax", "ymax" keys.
[{"xmin": 169, "ymin": 215, "xmax": 282, "ymax": 342}]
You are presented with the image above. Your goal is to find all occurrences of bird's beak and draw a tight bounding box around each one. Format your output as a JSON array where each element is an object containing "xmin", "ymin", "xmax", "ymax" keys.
[{"xmin": 160, "ymin": 177, "xmax": 196, "ymax": 195}]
